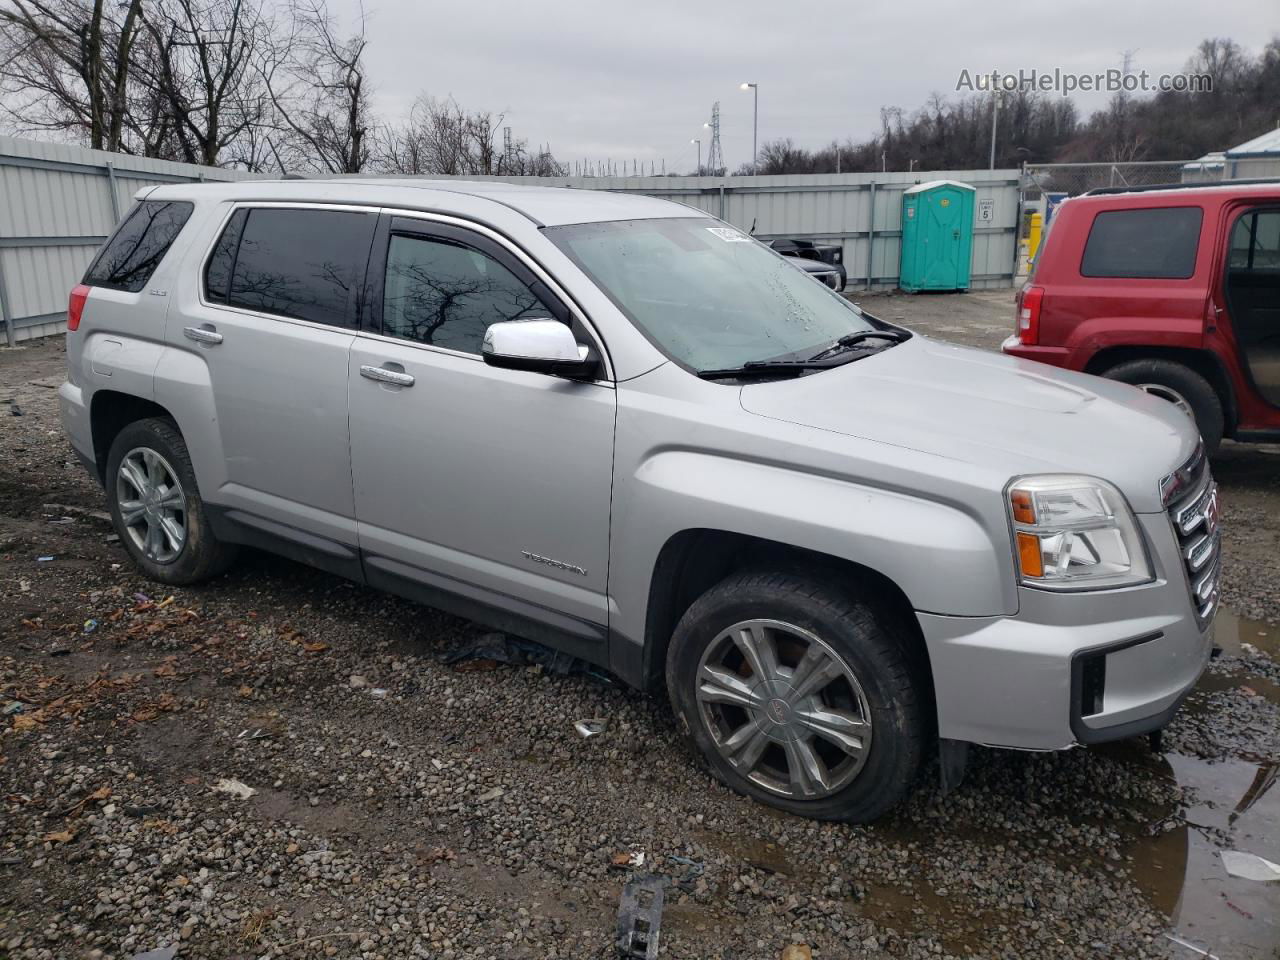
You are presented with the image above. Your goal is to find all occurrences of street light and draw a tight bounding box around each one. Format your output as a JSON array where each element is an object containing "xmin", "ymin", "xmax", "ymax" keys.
[
  {"xmin": 691, "ymin": 138, "xmax": 701, "ymax": 175},
  {"xmin": 740, "ymin": 82, "xmax": 758, "ymax": 174}
]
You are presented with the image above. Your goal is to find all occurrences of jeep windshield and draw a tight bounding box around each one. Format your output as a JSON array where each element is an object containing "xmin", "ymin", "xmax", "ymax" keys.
[{"xmin": 545, "ymin": 217, "xmax": 889, "ymax": 374}]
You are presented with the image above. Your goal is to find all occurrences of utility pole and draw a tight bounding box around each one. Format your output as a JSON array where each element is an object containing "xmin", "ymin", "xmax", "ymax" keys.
[
  {"xmin": 988, "ymin": 91, "xmax": 1000, "ymax": 169},
  {"xmin": 691, "ymin": 138, "xmax": 701, "ymax": 175}
]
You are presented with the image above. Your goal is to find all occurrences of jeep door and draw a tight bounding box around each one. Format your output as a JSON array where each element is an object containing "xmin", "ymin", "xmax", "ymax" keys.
[
  {"xmin": 158, "ymin": 204, "xmax": 376, "ymax": 565},
  {"xmin": 1223, "ymin": 206, "xmax": 1280, "ymax": 411},
  {"xmin": 347, "ymin": 214, "xmax": 616, "ymax": 652}
]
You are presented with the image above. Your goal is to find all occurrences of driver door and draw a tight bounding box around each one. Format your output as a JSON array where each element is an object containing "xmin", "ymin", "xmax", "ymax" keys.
[{"xmin": 347, "ymin": 215, "xmax": 617, "ymax": 654}]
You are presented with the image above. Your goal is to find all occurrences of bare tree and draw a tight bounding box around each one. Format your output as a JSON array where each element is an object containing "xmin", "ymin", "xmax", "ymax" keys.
[
  {"xmin": 133, "ymin": 0, "xmax": 275, "ymax": 166},
  {"xmin": 375, "ymin": 94, "xmax": 565, "ymax": 176},
  {"xmin": 263, "ymin": 0, "xmax": 370, "ymax": 173},
  {"xmin": 0, "ymin": 0, "xmax": 144, "ymax": 151}
]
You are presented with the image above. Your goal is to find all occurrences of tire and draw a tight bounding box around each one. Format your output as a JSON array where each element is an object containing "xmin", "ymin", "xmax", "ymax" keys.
[
  {"xmin": 835, "ymin": 263, "xmax": 847, "ymax": 292},
  {"xmin": 665, "ymin": 571, "xmax": 925, "ymax": 823},
  {"xmin": 104, "ymin": 417, "xmax": 237, "ymax": 585},
  {"xmin": 1101, "ymin": 359, "xmax": 1224, "ymax": 455}
]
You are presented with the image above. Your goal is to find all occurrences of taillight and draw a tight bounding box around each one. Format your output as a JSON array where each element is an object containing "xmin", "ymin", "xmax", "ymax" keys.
[
  {"xmin": 67, "ymin": 284, "xmax": 90, "ymax": 332},
  {"xmin": 1017, "ymin": 285, "xmax": 1044, "ymax": 346}
]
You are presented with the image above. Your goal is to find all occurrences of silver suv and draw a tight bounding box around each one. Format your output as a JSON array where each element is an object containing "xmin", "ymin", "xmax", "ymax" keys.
[{"xmin": 59, "ymin": 179, "xmax": 1219, "ymax": 822}]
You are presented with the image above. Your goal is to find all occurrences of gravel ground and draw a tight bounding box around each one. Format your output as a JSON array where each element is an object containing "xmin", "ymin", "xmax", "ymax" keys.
[{"xmin": 2, "ymin": 325, "xmax": 1278, "ymax": 960}]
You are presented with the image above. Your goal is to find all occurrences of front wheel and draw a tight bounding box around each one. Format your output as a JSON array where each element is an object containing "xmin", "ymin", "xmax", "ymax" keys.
[{"xmin": 665, "ymin": 571, "xmax": 925, "ymax": 822}]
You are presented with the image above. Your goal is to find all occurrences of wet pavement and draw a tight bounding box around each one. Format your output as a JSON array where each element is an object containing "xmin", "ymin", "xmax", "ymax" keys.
[{"xmin": 1101, "ymin": 608, "xmax": 1280, "ymax": 960}]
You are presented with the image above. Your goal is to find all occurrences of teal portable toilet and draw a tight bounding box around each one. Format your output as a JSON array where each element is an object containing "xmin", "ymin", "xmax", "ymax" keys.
[{"xmin": 899, "ymin": 180, "xmax": 976, "ymax": 292}]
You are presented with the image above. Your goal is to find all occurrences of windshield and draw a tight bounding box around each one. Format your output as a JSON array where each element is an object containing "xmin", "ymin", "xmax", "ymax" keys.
[{"xmin": 545, "ymin": 218, "xmax": 875, "ymax": 371}]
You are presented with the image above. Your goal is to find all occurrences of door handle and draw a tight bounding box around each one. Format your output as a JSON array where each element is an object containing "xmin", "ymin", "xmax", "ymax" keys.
[
  {"xmin": 360, "ymin": 364, "xmax": 415, "ymax": 387},
  {"xmin": 183, "ymin": 325, "xmax": 223, "ymax": 345}
]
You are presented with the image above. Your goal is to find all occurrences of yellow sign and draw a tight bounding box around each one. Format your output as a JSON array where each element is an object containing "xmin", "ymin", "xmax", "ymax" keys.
[{"xmin": 940, "ymin": 197, "xmax": 951, "ymax": 207}]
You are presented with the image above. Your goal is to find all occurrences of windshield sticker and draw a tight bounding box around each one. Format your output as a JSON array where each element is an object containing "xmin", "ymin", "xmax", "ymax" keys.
[{"xmin": 706, "ymin": 227, "xmax": 751, "ymax": 243}]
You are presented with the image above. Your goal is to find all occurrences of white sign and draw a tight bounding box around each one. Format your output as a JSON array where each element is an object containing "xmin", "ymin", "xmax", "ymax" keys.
[
  {"xmin": 706, "ymin": 227, "xmax": 751, "ymax": 242},
  {"xmin": 978, "ymin": 198, "xmax": 994, "ymax": 222}
]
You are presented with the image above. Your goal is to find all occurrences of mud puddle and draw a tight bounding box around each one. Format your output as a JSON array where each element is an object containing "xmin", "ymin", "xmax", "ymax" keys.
[
  {"xmin": 1121, "ymin": 609, "xmax": 1280, "ymax": 960},
  {"xmin": 1214, "ymin": 609, "xmax": 1279, "ymax": 664}
]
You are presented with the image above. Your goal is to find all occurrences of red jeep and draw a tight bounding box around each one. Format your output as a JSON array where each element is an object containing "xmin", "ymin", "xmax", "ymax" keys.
[{"xmin": 1002, "ymin": 181, "xmax": 1280, "ymax": 453}]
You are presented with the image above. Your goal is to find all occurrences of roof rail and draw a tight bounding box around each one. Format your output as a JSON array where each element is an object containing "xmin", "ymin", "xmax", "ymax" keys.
[{"xmin": 1084, "ymin": 177, "xmax": 1280, "ymax": 197}]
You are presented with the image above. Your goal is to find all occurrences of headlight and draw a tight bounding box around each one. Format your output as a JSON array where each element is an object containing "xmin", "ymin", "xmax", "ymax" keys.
[{"xmin": 1006, "ymin": 475, "xmax": 1152, "ymax": 590}]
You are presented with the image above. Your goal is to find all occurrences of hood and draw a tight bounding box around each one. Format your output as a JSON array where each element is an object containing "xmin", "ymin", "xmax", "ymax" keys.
[{"xmin": 738, "ymin": 336, "xmax": 1197, "ymax": 513}]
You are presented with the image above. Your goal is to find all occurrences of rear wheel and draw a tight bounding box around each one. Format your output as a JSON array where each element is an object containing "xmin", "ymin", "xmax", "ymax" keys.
[
  {"xmin": 105, "ymin": 418, "xmax": 236, "ymax": 585},
  {"xmin": 1102, "ymin": 358, "xmax": 1224, "ymax": 455},
  {"xmin": 666, "ymin": 571, "xmax": 925, "ymax": 822}
]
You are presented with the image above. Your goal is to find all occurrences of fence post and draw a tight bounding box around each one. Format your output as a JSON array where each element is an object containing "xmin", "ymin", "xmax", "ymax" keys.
[
  {"xmin": 104, "ymin": 162, "xmax": 121, "ymax": 220},
  {"xmin": 0, "ymin": 255, "xmax": 15, "ymax": 348},
  {"xmin": 865, "ymin": 181, "xmax": 876, "ymax": 291}
]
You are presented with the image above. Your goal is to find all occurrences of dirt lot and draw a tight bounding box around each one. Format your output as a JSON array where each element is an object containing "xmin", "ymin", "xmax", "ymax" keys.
[{"xmin": 1, "ymin": 305, "xmax": 1278, "ymax": 960}]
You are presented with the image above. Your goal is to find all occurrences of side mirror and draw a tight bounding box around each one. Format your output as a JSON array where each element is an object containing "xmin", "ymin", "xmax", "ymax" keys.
[{"xmin": 481, "ymin": 319, "xmax": 599, "ymax": 379}]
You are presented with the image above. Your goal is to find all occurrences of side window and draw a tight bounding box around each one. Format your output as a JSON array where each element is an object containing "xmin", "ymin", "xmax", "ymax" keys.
[
  {"xmin": 224, "ymin": 208, "xmax": 375, "ymax": 327},
  {"xmin": 1080, "ymin": 207, "xmax": 1203, "ymax": 279},
  {"xmin": 204, "ymin": 208, "xmax": 248, "ymax": 303},
  {"xmin": 382, "ymin": 233, "xmax": 552, "ymax": 354},
  {"xmin": 84, "ymin": 200, "xmax": 193, "ymax": 292},
  {"xmin": 1229, "ymin": 211, "xmax": 1280, "ymax": 271}
]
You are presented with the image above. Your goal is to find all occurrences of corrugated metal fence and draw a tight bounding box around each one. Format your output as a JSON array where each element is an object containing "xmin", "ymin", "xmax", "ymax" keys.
[
  {"xmin": 0, "ymin": 135, "xmax": 1020, "ymax": 345},
  {"xmin": 450, "ymin": 170, "xmax": 1021, "ymax": 291},
  {"xmin": 0, "ymin": 136, "xmax": 256, "ymax": 345}
]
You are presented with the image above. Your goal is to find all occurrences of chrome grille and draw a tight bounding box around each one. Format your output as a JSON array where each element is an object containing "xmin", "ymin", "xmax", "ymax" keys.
[{"xmin": 1164, "ymin": 449, "xmax": 1220, "ymax": 624}]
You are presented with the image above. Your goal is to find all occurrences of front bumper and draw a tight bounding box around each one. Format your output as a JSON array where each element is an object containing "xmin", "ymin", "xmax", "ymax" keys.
[{"xmin": 917, "ymin": 511, "xmax": 1214, "ymax": 751}]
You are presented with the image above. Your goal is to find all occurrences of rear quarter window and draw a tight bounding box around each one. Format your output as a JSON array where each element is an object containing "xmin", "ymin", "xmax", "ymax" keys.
[
  {"xmin": 84, "ymin": 200, "xmax": 194, "ymax": 292},
  {"xmin": 1080, "ymin": 206, "xmax": 1203, "ymax": 279}
]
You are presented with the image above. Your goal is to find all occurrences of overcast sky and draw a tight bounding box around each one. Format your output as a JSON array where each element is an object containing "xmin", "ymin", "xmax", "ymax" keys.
[{"xmin": 356, "ymin": 0, "xmax": 1274, "ymax": 173}]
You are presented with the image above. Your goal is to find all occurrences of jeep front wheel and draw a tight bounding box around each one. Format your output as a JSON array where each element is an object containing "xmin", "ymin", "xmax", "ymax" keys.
[{"xmin": 1102, "ymin": 358, "xmax": 1224, "ymax": 455}]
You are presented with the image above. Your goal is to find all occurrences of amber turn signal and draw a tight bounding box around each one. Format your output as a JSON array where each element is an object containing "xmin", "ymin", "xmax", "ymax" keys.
[
  {"xmin": 1017, "ymin": 531, "xmax": 1043, "ymax": 578},
  {"xmin": 1010, "ymin": 489, "xmax": 1036, "ymax": 525}
]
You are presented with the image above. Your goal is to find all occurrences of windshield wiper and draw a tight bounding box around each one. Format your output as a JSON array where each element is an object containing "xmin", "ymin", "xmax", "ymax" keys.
[
  {"xmin": 697, "ymin": 359, "xmax": 848, "ymax": 380},
  {"xmin": 806, "ymin": 328, "xmax": 910, "ymax": 362}
]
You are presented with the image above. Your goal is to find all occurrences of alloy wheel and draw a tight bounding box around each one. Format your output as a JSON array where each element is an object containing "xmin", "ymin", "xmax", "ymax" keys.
[
  {"xmin": 1136, "ymin": 382, "xmax": 1196, "ymax": 421},
  {"xmin": 695, "ymin": 618, "xmax": 873, "ymax": 799},
  {"xmin": 115, "ymin": 446, "xmax": 187, "ymax": 564}
]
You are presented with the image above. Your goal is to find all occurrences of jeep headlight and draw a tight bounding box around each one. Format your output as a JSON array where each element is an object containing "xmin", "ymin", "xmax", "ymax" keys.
[{"xmin": 1007, "ymin": 476, "xmax": 1152, "ymax": 590}]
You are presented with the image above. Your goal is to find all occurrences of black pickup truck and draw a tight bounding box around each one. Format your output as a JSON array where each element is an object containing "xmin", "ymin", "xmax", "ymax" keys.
[{"xmin": 768, "ymin": 238, "xmax": 847, "ymax": 291}]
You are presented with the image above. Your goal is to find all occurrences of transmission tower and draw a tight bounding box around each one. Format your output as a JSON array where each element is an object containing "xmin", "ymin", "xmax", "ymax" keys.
[{"xmin": 705, "ymin": 101, "xmax": 724, "ymax": 174}]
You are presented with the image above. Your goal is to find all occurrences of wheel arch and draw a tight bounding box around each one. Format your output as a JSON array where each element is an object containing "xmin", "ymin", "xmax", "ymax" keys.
[
  {"xmin": 637, "ymin": 529, "xmax": 935, "ymax": 715},
  {"xmin": 89, "ymin": 390, "xmax": 175, "ymax": 486},
  {"xmin": 1085, "ymin": 346, "xmax": 1238, "ymax": 436}
]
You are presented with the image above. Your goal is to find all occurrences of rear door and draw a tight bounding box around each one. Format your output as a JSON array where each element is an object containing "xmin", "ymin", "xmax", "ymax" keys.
[
  {"xmin": 1043, "ymin": 204, "xmax": 1211, "ymax": 352},
  {"xmin": 158, "ymin": 204, "xmax": 376, "ymax": 560},
  {"xmin": 348, "ymin": 214, "xmax": 616, "ymax": 651}
]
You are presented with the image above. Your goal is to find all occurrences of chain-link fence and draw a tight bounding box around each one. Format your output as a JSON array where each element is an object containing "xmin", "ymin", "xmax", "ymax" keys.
[{"xmin": 1022, "ymin": 161, "xmax": 1195, "ymax": 198}]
